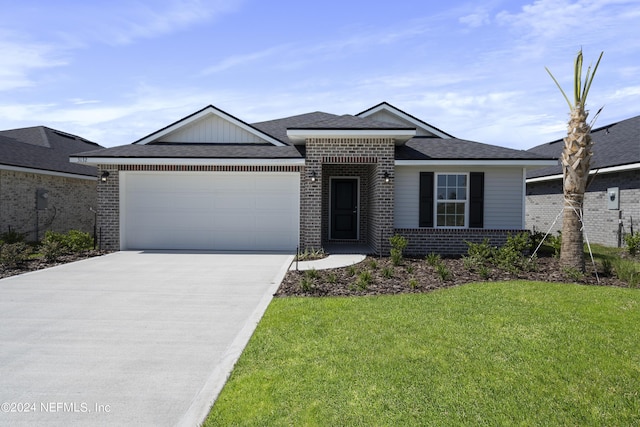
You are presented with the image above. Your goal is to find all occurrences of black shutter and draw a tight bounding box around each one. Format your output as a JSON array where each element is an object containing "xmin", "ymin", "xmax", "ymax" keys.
[
  {"xmin": 469, "ymin": 172, "xmax": 484, "ymax": 228},
  {"xmin": 419, "ymin": 172, "xmax": 434, "ymax": 227}
]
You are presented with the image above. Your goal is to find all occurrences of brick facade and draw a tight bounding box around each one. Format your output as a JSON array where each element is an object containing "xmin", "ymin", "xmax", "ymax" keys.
[
  {"xmin": 301, "ymin": 138, "xmax": 395, "ymax": 255},
  {"xmin": 526, "ymin": 169, "xmax": 640, "ymax": 247},
  {"xmin": 0, "ymin": 169, "xmax": 97, "ymax": 241},
  {"xmin": 395, "ymin": 228, "xmax": 523, "ymax": 256}
]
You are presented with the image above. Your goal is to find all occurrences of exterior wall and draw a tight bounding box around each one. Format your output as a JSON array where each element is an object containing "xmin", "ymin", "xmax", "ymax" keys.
[
  {"xmin": 97, "ymin": 164, "xmax": 303, "ymax": 251},
  {"xmin": 526, "ymin": 169, "xmax": 640, "ymax": 247},
  {"xmin": 395, "ymin": 228, "xmax": 523, "ymax": 256},
  {"xmin": 301, "ymin": 138, "xmax": 395, "ymax": 255},
  {"xmin": 394, "ymin": 166, "xmax": 525, "ymax": 229},
  {"xmin": 0, "ymin": 169, "xmax": 97, "ymax": 241}
]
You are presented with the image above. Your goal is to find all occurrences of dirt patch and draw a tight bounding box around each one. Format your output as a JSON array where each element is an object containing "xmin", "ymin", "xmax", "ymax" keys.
[{"xmin": 276, "ymin": 255, "xmax": 628, "ymax": 297}]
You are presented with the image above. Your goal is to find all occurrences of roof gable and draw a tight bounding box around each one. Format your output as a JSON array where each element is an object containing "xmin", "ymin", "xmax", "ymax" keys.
[
  {"xmin": 356, "ymin": 102, "xmax": 453, "ymax": 138},
  {"xmin": 134, "ymin": 105, "xmax": 285, "ymax": 146}
]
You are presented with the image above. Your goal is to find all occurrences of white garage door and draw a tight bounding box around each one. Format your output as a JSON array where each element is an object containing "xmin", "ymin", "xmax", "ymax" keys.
[{"xmin": 121, "ymin": 171, "xmax": 300, "ymax": 251}]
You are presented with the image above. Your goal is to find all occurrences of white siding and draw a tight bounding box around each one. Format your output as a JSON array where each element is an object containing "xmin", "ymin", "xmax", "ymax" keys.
[
  {"xmin": 364, "ymin": 110, "xmax": 437, "ymax": 137},
  {"xmin": 394, "ymin": 166, "xmax": 524, "ymax": 229},
  {"xmin": 158, "ymin": 115, "xmax": 266, "ymax": 143}
]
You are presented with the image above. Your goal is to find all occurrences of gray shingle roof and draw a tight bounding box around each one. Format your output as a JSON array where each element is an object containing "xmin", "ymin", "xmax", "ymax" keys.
[
  {"xmin": 398, "ymin": 137, "xmax": 553, "ymax": 160},
  {"xmin": 71, "ymin": 103, "xmax": 555, "ymax": 162},
  {"xmin": 76, "ymin": 143, "xmax": 303, "ymax": 159},
  {"xmin": 527, "ymin": 114, "xmax": 640, "ymax": 178},
  {"xmin": 0, "ymin": 126, "xmax": 101, "ymax": 177}
]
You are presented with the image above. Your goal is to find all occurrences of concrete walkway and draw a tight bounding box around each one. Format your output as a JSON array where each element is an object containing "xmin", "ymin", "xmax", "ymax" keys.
[
  {"xmin": 0, "ymin": 251, "xmax": 293, "ymax": 427},
  {"xmin": 290, "ymin": 253, "xmax": 367, "ymax": 271}
]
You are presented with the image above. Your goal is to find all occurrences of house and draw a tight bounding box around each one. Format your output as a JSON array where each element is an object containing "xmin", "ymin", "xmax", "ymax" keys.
[
  {"xmin": 0, "ymin": 126, "xmax": 102, "ymax": 241},
  {"xmin": 526, "ymin": 115, "xmax": 640, "ymax": 247},
  {"xmin": 70, "ymin": 102, "xmax": 555, "ymax": 255}
]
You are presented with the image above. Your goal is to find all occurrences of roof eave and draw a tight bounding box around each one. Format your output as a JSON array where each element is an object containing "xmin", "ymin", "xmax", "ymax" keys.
[{"xmin": 286, "ymin": 129, "xmax": 417, "ymax": 145}]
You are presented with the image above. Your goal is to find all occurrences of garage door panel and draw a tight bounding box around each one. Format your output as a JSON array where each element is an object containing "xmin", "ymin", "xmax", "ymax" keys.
[{"xmin": 122, "ymin": 172, "xmax": 299, "ymax": 251}]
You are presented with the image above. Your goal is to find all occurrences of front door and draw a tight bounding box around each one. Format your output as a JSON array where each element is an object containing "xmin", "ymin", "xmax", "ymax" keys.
[{"xmin": 330, "ymin": 178, "xmax": 358, "ymax": 240}]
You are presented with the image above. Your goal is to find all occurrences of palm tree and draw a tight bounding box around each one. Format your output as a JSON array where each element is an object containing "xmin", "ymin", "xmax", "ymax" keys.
[{"xmin": 546, "ymin": 49, "xmax": 603, "ymax": 272}]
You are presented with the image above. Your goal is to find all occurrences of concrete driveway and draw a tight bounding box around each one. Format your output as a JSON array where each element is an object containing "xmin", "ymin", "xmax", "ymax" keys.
[{"xmin": 0, "ymin": 251, "xmax": 293, "ymax": 427}]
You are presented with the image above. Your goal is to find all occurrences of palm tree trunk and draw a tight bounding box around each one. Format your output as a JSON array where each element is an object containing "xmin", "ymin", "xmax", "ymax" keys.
[{"xmin": 560, "ymin": 107, "xmax": 592, "ymax": 272}]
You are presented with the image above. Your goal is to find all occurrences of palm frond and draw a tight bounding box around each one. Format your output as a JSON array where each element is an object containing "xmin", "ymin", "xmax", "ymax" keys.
[
  {"xmin": 581, "ymin": 51, "xmax": 604, "ymax": 108},
  {"xmin": 545, "ymin": 67, "xmax": 572, "ymax": 109}
]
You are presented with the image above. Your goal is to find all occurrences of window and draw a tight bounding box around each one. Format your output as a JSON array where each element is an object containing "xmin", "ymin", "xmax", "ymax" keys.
[
  {"xmin": 436, "ymin": 174, "xmax": 467, "ymax": 227},
  {"xmin": 419, "ymin": 172, "xmax": 484, "ymax": 229}
]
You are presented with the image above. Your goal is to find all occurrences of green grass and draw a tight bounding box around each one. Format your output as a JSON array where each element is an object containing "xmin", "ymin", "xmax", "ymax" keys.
[{"xmin": 206, "ymin": 282, "xmax": 640, "ymax": 426}]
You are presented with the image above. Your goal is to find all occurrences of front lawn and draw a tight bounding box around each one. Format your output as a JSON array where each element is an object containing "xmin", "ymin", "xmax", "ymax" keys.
[{"xmin": 205, "ymin": 281, "xmax": 640, "ymax": 426}]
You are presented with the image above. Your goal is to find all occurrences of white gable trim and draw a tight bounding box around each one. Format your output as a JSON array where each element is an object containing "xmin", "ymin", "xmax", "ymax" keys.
[
  {"xmin": 134, "ymin": 106, "xmax": 285, "ymax": 146},
  {"xmin": 357, "ymin": 103, "xmax": 451, "ymax": 139},
  {"xmin": 70, "ymin": 157, "xmax": 304, "ymax": 166}
]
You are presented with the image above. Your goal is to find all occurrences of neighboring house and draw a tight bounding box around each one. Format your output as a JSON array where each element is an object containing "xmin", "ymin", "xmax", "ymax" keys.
[
  {"xmin": 70, "ymin": 102, "xmax": 555, "ymax": 255},
  {"xmin": 0, "ymin": 126, "xmax": 102, "ymax": 241},
  {"xmin": 526, "ymin": 115, "xmax": 640, "ymax": 247}
]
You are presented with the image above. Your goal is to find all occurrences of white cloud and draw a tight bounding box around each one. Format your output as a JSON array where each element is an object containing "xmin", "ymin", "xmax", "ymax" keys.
[
  {"xmin": 0, "ymin": 34, "xmax": 67, "ymax": 91},
  {"xmin": 459, "ymin": 10, "xmax": 491, "ymax": 28}
]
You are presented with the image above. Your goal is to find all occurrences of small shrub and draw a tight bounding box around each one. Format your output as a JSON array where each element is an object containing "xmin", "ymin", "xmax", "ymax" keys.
[
  {"xmin": 41, "ymin": 230, "xmax": 93, "ymax": 255},
  {"xmin": 41, "ymin": 239, "xmax": 63, "ymax": 262},
  {"xmin": 355, "ymin": 271, "xmax": 372, "ymax": 290},
  {"xmin": 466, "ymin": 238, "xmax": 495, "ymax": 265},
  {"xmin": 601, "ymin": 258, "xmax": 613, "ymax": 277},
  {"xmin": 425, "ymin": 253, "xmax": 441, "ymax": 267},
  {"xmin": 296, "ymin": 247, "xmax": 326, "ymax": 261},
  {"xmin": 346, "ymin": 265, "xmax": 357, "ymax": 277},
  {"xmin": 0, "ymin": 242, "xmax": 31, "ymax": 268},
  {"xmin": 368, "ymin": 259, "xmax": 378, "ymax": 270},
  {"xmin": 406, "ymin": 264, "xmax": 415, "ymax": 274},
  {"xmin": 478, "ymin": 265, "xmax": 491, "ymax": 280},
  {"xmin": 563, "ymin": 267, "xmax": 584, "ymax": 282},
  {"xmin": 408, "ymin": 278, "xmax": 418, "ymax": 289},
  {"xmin": 436, "ymin": 263, "xmax": 452, "ymax": 281},
  {"xmin": 624, "ymin": 233, "xmax": 640, "ymax": 257},
  {"xmin": 327, "ymin": 272, "xmax": 337, "ymax": 284},
  {"xmin": 547, "ymin": 232, "xmax": 562, "ymax": 258},
  {"xmin": 613, "ymin": 259, "xmax": 640, "ymax": 288},
  {"xmin": 389, "ymin": 234, "xmax": 408, "ymax": 266},
  {"xmin": 382, "ymin": 267, "xmax": 394, "ymax": 279},
  {"xmin": 300, "ymin": 276, "xmax": 314, "ymax": 292},
  {"xmin": 305, "ymin": 268, "xmax": 319, "ymax": 280},
  {"xmin": 0, "ymin": 229, "xmax": 25, "ymax": 244},
  {"xmin": 462, "ymin": 256, "xmax": 475, "ymax": 271}
]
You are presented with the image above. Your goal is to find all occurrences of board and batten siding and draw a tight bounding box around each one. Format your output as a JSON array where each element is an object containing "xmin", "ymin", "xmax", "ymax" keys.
[
  {"xmin": 158, "ymin": 114, "xmax": 265, "ymax": 143},
  {"xmin": 394, "ymin": 166, "xmax": 525, "ymax": 229}
]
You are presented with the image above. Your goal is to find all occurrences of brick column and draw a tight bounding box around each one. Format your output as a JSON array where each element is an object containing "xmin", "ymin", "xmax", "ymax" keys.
[{"xmin": 97, "ymin": 165, "xmax": 119, "ymax": 250}]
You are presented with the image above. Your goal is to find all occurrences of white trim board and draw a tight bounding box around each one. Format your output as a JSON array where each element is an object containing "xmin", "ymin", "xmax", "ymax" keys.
[
  {"xmin": 70, "ymin": 157, "xmax": 305, "ymax": 166},
  {"xmin": 526, "ymin": 163, "xmax": 640, "ymax": 183}
]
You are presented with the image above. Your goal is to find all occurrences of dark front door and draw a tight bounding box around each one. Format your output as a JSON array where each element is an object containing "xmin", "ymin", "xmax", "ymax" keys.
[{"xmin": 331, "ymin": 178, "xmax": 358, "ymax": 240}]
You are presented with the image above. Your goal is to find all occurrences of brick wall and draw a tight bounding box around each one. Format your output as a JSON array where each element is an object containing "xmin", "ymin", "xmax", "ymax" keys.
[
  {"xmin": 526, "ymin": 169, "xmax": 640, "ymax": 247},
  {"xmin": 302, "ymin": 138, "xmax": 395, "ymax": 254},
  {"xmin": 0, "ymin": 169, "xmax": 97, "ymax": 241},
  {"xmin": 395, "ymin": 228, "xmax": 523, "ymax": 256}
]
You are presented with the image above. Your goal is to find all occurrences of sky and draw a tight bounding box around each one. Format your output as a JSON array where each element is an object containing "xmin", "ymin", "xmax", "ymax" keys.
[{"xmin": 0, "ymin": 0, "xmax": 639, "ymax": 150}]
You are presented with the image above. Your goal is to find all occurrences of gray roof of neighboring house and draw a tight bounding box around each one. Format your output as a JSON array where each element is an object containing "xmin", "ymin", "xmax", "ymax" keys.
[
  {"xmin": 72, "ymin": 103, "xmax": 555, "ymax": 162},
  {"xmin": 0, "ymin": 126, "xmax": 102, "ymax": 177},
  {"xmin": 527, "ymin": 114, "xmax": 640, "ymax": 179}
]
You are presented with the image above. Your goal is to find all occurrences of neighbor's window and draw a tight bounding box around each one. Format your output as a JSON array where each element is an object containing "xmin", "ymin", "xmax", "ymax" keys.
[{"xmin": 436, "ymin": 174, "xmax": 467, "ymax": 227}]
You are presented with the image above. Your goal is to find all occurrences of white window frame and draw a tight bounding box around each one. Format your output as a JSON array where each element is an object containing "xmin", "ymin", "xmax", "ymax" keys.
[{"xmin": 434, "ymin": 172, "xmax": 469, "ymax": 228}]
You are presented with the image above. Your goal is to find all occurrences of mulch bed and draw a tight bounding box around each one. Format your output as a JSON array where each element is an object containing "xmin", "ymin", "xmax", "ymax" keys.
[
  {"xmin": 0, "ymin": 251, "xmax": 109, "ymax": 280},
  {"xmin": 276, "ymin": 255, "xmax": 629, "ymax": 297}
]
